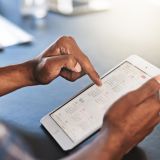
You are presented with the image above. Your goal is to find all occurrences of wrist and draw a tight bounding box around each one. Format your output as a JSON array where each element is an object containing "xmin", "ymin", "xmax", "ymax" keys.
[
  {"xmin": 65, "ymin": 131, "xmax": 125, "ymax": 160},
  {"xmin": 0, "ymin": 60, "xmax": 39, "ymax": 96},
  {"xmin": 20, "ymin": 59, "xmax": 39, "ymax": 86},
  {"xmin": 93, "ymin": 129, "xmax": 127, "ymax": 160}
]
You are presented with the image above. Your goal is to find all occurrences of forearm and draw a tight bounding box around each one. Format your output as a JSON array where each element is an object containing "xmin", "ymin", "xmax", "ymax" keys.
[
  {"xmin": 0, "ymin": 60, "xmax": 37, "ymax": 96},
  {"xmin": 64, "ymin": 131, "xmax": 124, "ymax": 160}
]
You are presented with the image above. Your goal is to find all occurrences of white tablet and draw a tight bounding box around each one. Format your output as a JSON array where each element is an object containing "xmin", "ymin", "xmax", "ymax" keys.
[{"xmin": 40, "ymin": 55, "xmax": 160, "ymax": 151}]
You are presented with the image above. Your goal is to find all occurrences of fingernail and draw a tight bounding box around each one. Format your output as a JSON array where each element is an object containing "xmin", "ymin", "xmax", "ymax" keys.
[
  {"xmin": 98, "ymin": 79, "xmax": 102, "ymax": 86},
  {"xmin": 74, "ymin": 63, "xmax": 82, "ymax": 72},
  {"xmin": 96, "ymin": 74, "xmax": 102, "ymax": 86}
]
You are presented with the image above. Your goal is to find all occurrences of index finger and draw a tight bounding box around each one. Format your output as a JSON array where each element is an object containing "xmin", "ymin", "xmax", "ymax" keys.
[
  {"xmin": 78, "ymin": 55, "xmax": 102, "ymax": 86},
  {"xmin": 56, "ymin": 36, "xmax": 102, "ymax": 86},
  {"xmin": 60, "ymin": 36, "xmax": 102, "ymax": 86}
]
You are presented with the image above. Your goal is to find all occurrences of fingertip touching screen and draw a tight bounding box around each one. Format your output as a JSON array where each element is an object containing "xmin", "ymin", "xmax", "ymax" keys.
[{"xmin": 50, "ymin": 62, "xmax": 151, "ymax": 143}]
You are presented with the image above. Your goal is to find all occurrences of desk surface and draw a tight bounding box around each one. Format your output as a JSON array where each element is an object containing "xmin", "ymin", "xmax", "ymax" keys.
[{"xmin": 0, "ymin": 0, "xmax": 160, "ymax": 159}]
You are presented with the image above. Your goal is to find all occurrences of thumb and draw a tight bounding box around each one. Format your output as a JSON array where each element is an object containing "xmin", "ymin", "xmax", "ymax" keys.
[
  {"xmin": 35, "ymin": 55, "xmax": 82, "ymax": 84},
  {"xmin": 57, "ymin": 54, "xmax": 82, "ymax": 72}
]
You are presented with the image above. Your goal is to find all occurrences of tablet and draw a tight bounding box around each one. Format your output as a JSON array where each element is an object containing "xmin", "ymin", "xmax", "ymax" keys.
[{"xmin": 40, "ymin": 55, "xmax": 160, "ymax": 151}]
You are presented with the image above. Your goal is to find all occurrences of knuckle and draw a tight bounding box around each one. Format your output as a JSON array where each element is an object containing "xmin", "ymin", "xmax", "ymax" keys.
[
  {"xmin": 59, "ymin": 36, "xmax": 68, "ymax": 41},
  {"xmin": 59, "ymin": 36, "xmax": 74, "ymax": 44},
  {"xmin": 146, "ymin": 78, "xmax": 159, "ymax": 91},
  {"xmin": 67, "ymin": 36, "xmax": 75, "ymax": 41},
  {"xmin": 58, "ymin": 36, "xmax": 76, "ymax": 54},
  {"xmin": 57, "ymin": 36, "xmax": 68, "ymax": 46}
]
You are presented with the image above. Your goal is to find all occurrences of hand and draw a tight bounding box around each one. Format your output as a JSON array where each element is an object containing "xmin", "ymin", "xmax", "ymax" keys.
[
  {"xmin": 0, "ymin": 36, "xmax": 101, "ymax": 96},
  {"xmin": 101, "ymin": 76, "xmax": 160, "ymax": 159},
  {"xmin": 32, "ymin": 36, "xmax": 101, "ymax": 85},
  {"xmin": 64, "ymin": 77, "xmax": 160, "ymax": 160}
]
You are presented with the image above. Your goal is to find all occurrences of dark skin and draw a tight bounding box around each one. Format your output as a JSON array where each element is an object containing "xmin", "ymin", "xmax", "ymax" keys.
[
  {"xmin": 0, "ymin": 36, "xmax": 160, "ymax": 160},
  {"xmin": 0, "ymin": 36, "xmax": 101, "ymax": 96},
  {"xmin": 66, "ymin": 78, "xmax": 160, "ymax": 160}
]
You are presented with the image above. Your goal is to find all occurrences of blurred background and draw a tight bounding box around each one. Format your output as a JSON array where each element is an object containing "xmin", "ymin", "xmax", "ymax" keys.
[{"xmin": 0, "ymin": 0, "xmax": 160, "ymax": 159}]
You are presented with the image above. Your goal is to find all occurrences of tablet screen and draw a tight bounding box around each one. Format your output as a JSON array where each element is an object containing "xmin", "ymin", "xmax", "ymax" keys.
[{"xmin": 50, "ymin": 62, "xmax": 151, "ymax": 143}]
